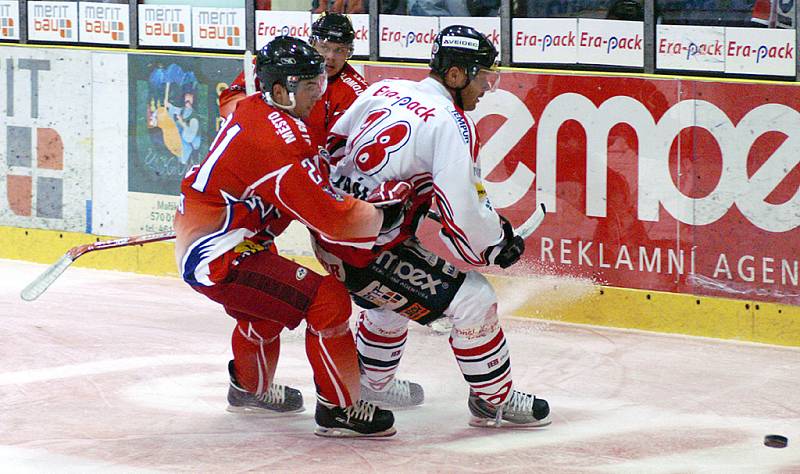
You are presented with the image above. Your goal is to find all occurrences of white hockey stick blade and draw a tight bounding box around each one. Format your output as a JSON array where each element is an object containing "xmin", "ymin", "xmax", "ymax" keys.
[
  {"xmin": 20, "ymin": 230, "xmax": 175, "ymax": 301},
  {"xmin": 513, "ymin": 202, "xmax": 547, "ymax": 239},
  {"xmin": 244, "ymin": 50, "xmax": 256, "ymax": 96},
  {"xmin": 20, "ymin": 254, "xmax": 75, "ymax": 301},
  {"xmin": 427, "ymin": 202, "xmax": 546, "ymax": 239}
]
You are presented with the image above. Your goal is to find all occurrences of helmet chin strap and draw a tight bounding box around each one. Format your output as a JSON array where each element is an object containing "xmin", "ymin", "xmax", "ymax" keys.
[
  {"xmin": 265, "ymin": 90, "xmax": 297, "ymax": 113},
  {"xmin": 447, "ymin": 69, "xmax": 471, "ymax": 110}
]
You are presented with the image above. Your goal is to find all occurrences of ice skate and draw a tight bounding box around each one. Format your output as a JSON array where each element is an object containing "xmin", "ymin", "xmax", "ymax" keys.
[
  {"xmin": 360, "ymin": 378, "xmax": 424, "ymax": 408},
  {"xmin": 226, "ymin": 360, "xmax": 304, "ymax": 415},
  {"xmin": 314, "ymin": 399, "xmax": 396, "ymax": 438},
  {"xmin": 468, "ymin": 389, "xmax": 551, "ymax": 428}
]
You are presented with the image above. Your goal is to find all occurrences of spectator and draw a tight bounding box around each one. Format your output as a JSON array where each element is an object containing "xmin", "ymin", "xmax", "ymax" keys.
[
  {"xmin": 313, "ymin": 0, "xmax": 367, "ymax": 13},
  {"xmin": 408, "ymin": 0, "xmax": 470, "ymax": 16}
]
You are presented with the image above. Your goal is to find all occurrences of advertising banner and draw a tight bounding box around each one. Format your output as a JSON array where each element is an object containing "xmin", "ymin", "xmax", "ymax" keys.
[
  {"xmin": 138, "ymin": 4, "xmax": 191, "ymax": 48},
  {"xmin": 378, "ymin": 14, "xmax": 439, "ymax": 60},
  {"xmin": 656, "ymin": 25, "xmax": 725, "ymax": 72},
  {"xmin": 0, "ymin": 48, "xmax": 91, "ymax": 232},
  {"xmin": 312, "ymin": 13, "xmax": 369, "ymax": 57},
  {"xmin": 363, "ymin": 64, "xmax": 800, "ymax": 305},
  {"xmin": 349, "ymin": 13, "xmax": 370, "ymax": 57},
  {"xmin": 28, "ymin": 1, "xmax": 78, "ymax": 42},
  {"xmin": 724, "ymin": 27, "xmax": 796, "ymax": 76},
  {"xmin": 577, "ymin": 19, "xmax": 643, "ymax": 67},
  {"xmin": 656, "ymin": 25, "xmax": 795, "ymax": 76},
  {"xmin": 512, "ymin": 18, "xmax": 578, "ymax": 64},
  {"xmin": 192, "ymin": 7, "xmax": 244, "ymax": 50},
  {"xmin": 127, "ymin": 54, "xmax": 239, "ymax": 234},
  {"xmin": 255, "ymin": 10, "xmax": 311, "ymax": 50},
  {"xmin": 79, "ymin": 2, "xmax": 129, "ymax": 45},
  {"xmin": 0, "ymin": 0, "xmax": 19, "ymax": 41},
  {"xmin": 439, "ymin": 16, "xmax": 501, "ymax": 57}
]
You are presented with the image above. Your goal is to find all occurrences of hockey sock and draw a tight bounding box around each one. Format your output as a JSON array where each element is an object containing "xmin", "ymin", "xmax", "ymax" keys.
[
  {"xmin": 306, "ymin": 322, "xmax": 360, "ymax": 407},
  {"xmin": 356, "ymin": 312, "xmax": 407, "ymax": 392},
  {"xmin": 231, "ymin": 319, "xmax": 282, "ymax": 395},
  {"xmin": 450, "ymin": 328, "xmax": 513, "ymax": 407}
]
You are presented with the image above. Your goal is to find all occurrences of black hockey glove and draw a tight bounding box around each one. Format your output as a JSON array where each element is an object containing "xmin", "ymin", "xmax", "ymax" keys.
[{"xmin": 487, "ymin": 215, "xmax": 526, "ymax": 269}]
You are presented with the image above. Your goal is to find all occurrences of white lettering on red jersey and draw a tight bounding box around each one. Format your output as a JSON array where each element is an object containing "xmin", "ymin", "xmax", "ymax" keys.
[{"xmin": 175, "ymin": 95, "xmax": 382, "ymax": 286}]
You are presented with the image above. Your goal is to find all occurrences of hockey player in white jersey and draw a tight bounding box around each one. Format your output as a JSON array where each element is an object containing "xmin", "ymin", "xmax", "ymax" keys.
[{"xmin": 312, "ymin": 25, "xmax": 550, "ymax": 426}]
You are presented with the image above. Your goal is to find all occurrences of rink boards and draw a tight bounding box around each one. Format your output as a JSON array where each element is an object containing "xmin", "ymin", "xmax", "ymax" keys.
[
  {"xmin": 2, "ymin": 224, "xmax": 798, "ymax": 348},
  {"xmin": 0, "ymin": 43, "xmax": 798, "ymax": 347}
]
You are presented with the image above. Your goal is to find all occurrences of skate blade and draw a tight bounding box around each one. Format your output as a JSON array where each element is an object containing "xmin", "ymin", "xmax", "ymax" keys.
[
  {"xmin": 226, "ymin": 405, "xmax": 305, "ymax": 416},
  {"xmin": 314, "ymin": 426, "xmax": 397, "ymax": 438},
  {"xmin": 360, "ymin": 399, "xmax": 424, "ymax": 410},
  {"xmin": 469, "ymin": 415, "xmax": 552, "ymax": 428}
]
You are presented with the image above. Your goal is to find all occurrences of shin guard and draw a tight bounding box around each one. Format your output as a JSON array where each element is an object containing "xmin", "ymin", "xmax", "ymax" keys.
[
  {"xmin": 305, "ymin": 276, "xmax": 360, "ymax": 407},
  {"xmin": 306, "ymin": 322, "xmax": 360, "ymax": 407},
  {"xmin": 231, "ymin": 319, "xmax": 283, "ymax": 395},
  {"xmin": 356, "ymin": 310, "xmax": 408, "ymax": 392},
  {"xmin": 451, "ymin": 327, "xmax": 513, "ymax": 407}
]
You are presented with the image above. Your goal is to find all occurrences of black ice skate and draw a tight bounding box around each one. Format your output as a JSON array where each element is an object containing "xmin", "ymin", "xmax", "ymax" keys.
[
  {"xmin": 226, "ymin": 360, "xmax": 304, "ymax": 415},
  {"xmin": 361, "ymin": 378, "xmax": 425, "ymax": 408},
  {"xmin": 468, "ymin": 389, "xmax": 551, "ymax": 428},
  {"xmin": 314, "ymin": 399, "xmax": 396, "ymax": 438}
]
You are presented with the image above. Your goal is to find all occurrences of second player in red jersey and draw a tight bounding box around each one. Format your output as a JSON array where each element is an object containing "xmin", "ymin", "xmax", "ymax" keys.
[
  {"xmin": 219, "ymin": 13, "xmax": 368, "ymax": 147},
  {"xmin": 176, "ymin": 36, "xmax": 408, "ymax": 438}
]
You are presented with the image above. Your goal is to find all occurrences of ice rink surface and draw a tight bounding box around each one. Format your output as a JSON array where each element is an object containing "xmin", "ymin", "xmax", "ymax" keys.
[{"xmin": 1, "ymin": 258, "xmax": 799, "ymax": 473}]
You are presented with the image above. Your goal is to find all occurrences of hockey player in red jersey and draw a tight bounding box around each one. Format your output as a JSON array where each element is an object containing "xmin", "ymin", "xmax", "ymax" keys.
[
  {"xmin": 219, "ymin": 14, "xmax": 421, "ymax": 408},
  {"xmin": 219, "ymin": 13, "xmax": 369, "ymax": 147},
  {"xmin": 175, "ymin": 36, "xmax": 409, "ymax": 438},
  {"xmin": 312, "ymin": 25, "xmax": 551, "ymax": 427}
]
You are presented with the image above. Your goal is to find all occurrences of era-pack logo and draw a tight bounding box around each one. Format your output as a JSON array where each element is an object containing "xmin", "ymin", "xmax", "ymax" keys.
[
  {"xmin": 380, "ymin": 27, "xmax": 437, "ymax": 48},
  {"xmin": 32, "ymin": 3, "xmax": 72, "ymax": 39},
  {"xmin": 256, "ymin": 23, "xmax": 310, "ymax": 38},
  {"xmin": 727, "ymin": 40, "xmax": 794, "ymax": 63},
  {"xmin": 4, "ymin": 58, "xmax": 64, "ymax": 219}
]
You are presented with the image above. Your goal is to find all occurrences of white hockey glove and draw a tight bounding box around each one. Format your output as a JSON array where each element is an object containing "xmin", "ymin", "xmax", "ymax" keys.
[
  {"xmin": 486, "ymin": 215, "xmax": 526, "ymax": 269},
  {"xmin": 365, "ymin": 180, "xmax": 412, "ymax": 234}
]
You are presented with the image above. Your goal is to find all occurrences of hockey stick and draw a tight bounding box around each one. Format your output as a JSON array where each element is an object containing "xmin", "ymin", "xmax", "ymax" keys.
[
  {"xmin": 427, "ymin": 202, "xmax": 546, "ymax": 239},
  {"xmin": 20, "ymin": 230, "xmax": 176, "ymax": 302},
  {"xmin": 513, "ymin": 202, "xmax": 547, "ymax": 239},
  {"xmin": 243, "ymin": 50, "xmax": 256, "ymax": 96}
]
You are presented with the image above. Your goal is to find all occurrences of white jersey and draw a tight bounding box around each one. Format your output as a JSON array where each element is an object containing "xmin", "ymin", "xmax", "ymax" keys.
[{"xmin": 326, "ymin": 77, "xmax": 505, "ymax": 266}]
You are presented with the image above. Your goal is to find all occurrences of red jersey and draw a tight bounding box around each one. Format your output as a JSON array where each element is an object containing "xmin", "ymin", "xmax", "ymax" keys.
[
  {"xmin": 219, "ymin": 63, "xmax": 368, "ymax": 147},
  {"xmin": 306, "ymin": 63, "xmax": 369, "ymax": 146},
  {"xmin": 218, "ymin": 71, "xmax": 258, "ymax": 116},
  {"xmin": 175, "ymin": 94, "xmax": 383, "ymax": 287}
]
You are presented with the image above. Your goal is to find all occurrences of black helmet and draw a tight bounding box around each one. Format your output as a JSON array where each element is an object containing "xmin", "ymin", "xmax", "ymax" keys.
[
  {"xmin": 310, "ymin": 13, "xmax": 355, "ymax": 44},
  {"xmin": 430, "ymin": 25, "xmax": 498, "ymax": 80},
  {"xmin": 256, "ymin": 35, "xmax": 325, "ymax": 94}
]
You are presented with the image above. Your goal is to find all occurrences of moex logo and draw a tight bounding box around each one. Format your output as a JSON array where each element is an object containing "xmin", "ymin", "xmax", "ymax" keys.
[
  {"xmin": 535, "ymin": 94, "xmax": 799, "ymax": 232},
  {"xmin": 475, "ymin": 89, "xmax": 799, "ymax": 234}
]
